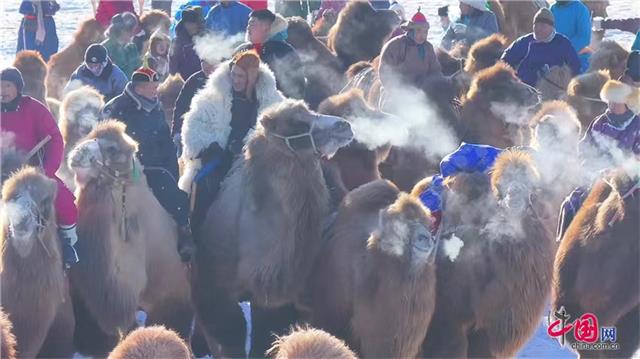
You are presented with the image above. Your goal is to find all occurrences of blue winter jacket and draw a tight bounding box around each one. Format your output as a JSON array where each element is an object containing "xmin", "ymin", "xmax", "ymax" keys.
[
  {"xmin": 633, "ymin": 32, "xmax": 640, "ymax": 51},
  {"xmin": 65, "ymin": 60, "xmax": 128, "ymax": 101},
  {"xmin": 440, "ymin": 10, "xmax": 499, "ymax": 51},
  {"xmin": 501, "ymin": 32, "xmax": 581, "ymax": 87},
  {"xmin": 551, "ymin": 0, "xmax": 592, "ymax": 73},
  {"xmin": 205, "ymin": 1, "xmax": 251, "ymax": 37},
  {"xmin": 171, "ymin": 1, "xmax": 217, "ymax": 37}
]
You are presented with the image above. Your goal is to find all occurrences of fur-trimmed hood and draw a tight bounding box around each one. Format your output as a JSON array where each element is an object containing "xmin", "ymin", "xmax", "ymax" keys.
[
  {"xmin": 178, "ymin": 59, "xmax": 285, "ymax": 192},
  {"xmin": 601, "ymin": 79, "xmax": 640, "ymax": 113}
]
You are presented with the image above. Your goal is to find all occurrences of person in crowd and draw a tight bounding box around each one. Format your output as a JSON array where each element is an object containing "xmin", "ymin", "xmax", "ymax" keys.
[
  {"xmin": 170, "ymin": 6, "xmax": 206, "ymax": 80},
  {"xmin": 179, "ymin": 51, "xmax": 284, "ymax": 229},
  {"xmin": 239, "ymin": 0, "xmax": 268, "ymax": 11},
  {"xmin": 93, "ymin": 0, "xmax": 142, "ymax": 28},
  {"xmin": 151, "ymin": 0, "xmax": 172, "ymax": 15},
  {"xmin": 205, "ymin": 1, "xmax": 252, "ymax": 38},
  {"xmin": 551, "ymin": 0, "xmax": 592, "ymax": 73},
  {"xmin": 379, "ymin": 9, "xmax": 442, "ymax": 90},
  {"xmin": 389, "ymin": 1, "xmax": 406, "ymax": 21},
  {"xmin": 65, "ymin": 44, "xmax": 128, "ymax": 101},
  {"xmin": 143, "ymin": 31, "xmax": 171, "ymax": 81},
  {"xmin": 0, "ymin": 67, "xmax": 79, "ymax": 269},
  {"xmin": 438, "ymin": 5, "xmax": 451, "ymax": 32},
  {"xmin": 621, "ymin": 50, "xmax": 640, "ymax": 87},
  {"xmin": 274, "ymin": 0, "xmax": 320, "ymax": 19},
  {"xmin": 102, "ymin": 12, "xmax": 141, "ymax": 78},
  {"xmin": 17, "ymin": 1, "xmax": 60, "ymax": 62},
  {"xmin": 501, "ymin": 8, "xmax": 581, "ymax": 87},
  {"xmin": 235, "ymin": 9, "xmax": 306, "ymax": 99},
  {"xmin": 172, "ymin": 57, "xmax": 219, "ymax": 155},
  {"xmin": 635, "ymin": 32, "xmax": 640, "ymax": 51},
  {"xmin": 440, "ymin": 0, "xmax": 499, "ymax": 51},
  {"xmin": 102, "ymin": 67, "xmax": 195, "ymax": 262}
]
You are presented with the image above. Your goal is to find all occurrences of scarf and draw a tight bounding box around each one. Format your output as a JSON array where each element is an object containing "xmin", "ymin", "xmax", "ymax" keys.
[
  {"xmin": 407, "ymin": 30, "xmax": 426, "ymax": 61},
  {"xmin": 125, "ymin": 83, "xmax": 160, "ymax": 113},
  {"xmin": 534, "ymin": 29, "xmax": 556, "ymax": 43},
  {"xmin": 605, "ymin": 109, "xmax": 636, "ymax": 129},
  {"xmin": 0, "ymin": 95, "xmax": 22, "ymax": 113}
]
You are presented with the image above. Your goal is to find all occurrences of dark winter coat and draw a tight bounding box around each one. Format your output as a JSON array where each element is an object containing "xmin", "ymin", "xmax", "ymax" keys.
[
  {"xmin": 17, "ymin": 1, "xmax": 60, "ymax": 62},
  {"xmin": 440, "ymin": 9, "xmax": 499, "ymax": 51},
  {"xmin": 501, "ymin": 32, "xmax": 581, "ymax": 87},
  {"xmin": 65, "ymin": 60, "xmax": 128, "ymax": 101},
  {"xmin": 170, "ymin": 22, "xmax": 203, "ymax": 80},
  {"xmin": 172, "ymin": 69, "xmax": 208, "ymax": 136}
]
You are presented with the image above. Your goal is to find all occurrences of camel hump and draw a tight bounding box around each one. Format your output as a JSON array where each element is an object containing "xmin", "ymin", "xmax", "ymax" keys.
[
  {"xmin": 13, "ymin": 50, "xmax": 46, "ymax": 74},
  {"xmin": 568, "ymin": 70, "xmax": 610, "ymax": 97},
  {"xmin": 2, "ymin": 167, "xmax": 56, "ymax": 202},
  {"xmin": 465, "ymin": 33, "xmax": 509, "ymax": 73},
  {"xmin": 346, "ymin": 61, "xmax": 374, "ymax": 80},
  {"xmin": 268, "ymin": 326, "xmax": 357, "ymax": 359},
  {"xmin": 343, "ymin": 179, "xmax": 399, "ymax": 212},
  {"xmin": 107, "ymin": 326, "xmax": 191, "ymax": 359}
]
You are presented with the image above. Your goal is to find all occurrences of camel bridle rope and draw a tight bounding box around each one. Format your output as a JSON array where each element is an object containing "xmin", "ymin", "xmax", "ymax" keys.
[
  {"xmin": 7, "ymin": 195, "xmax": 51, "ymax": 258},
  {"xmin": 269, "ymin": 122, "xmax": 319, "ymax": 154}
]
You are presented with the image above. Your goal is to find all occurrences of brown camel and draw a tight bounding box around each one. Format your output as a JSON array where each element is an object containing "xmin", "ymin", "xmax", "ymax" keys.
[
  {"xmin": 137, "ymin": 10, "xmax": 172, "ymax": 55},
  {"xmin": 459, "ymin": 62, "xmax": 540, "ymax": 148},
  {"xmin": 268, "ymin": 326, "xmax": 357, "ymax": 359},
  {"xmin": 46, "ymin": 18, "xmax": 105, "ymax": 100},
  {"xmin": 588, "ymin": 41, "xmax": 629, "ymax": 80},
  {"xmin": 57, "ymin": 86, "xmax": 104, "ymax": 191},
  {"xmin": 536, "ymin": 65, "xmax": 574, "ymax": 102},
  {"xmin": 420, "ymin": 149, "xmax": 555, "ymax": 357},
  {"xmin": 1, "ymin": 167, "xmax": 74, "ymax": 359},
  {"xmin": 327, "ymin": 1, "xmax": 400, "ymax": 67},
  {"xmin": 158, "ymin": 74, "xmax": 184, "ymax": 127},
  {"xmin": 68, "ymin": 121, "xmax": 192, "ymax": 352},
  {"xmin": 286, "ymin": 16, "xmax": 346, "ymax": 109},
  {"xmin": 489, "ymin": 0, "xmax": 546, "ymax": 41},
  {"xmin": 308, "ymin": 179, "xmax": 438, "ymax": 358},
  {"xmin": 567, "ymin": 70, "xmax": 610, "ymax": 131},
  {"xmin": 553, "ymin": 170, "xmax": 639, "ymax": 358},
  {"xmin": 107, "ymin": 326, "xmax": 192, "ymax": 359},
  {"xmin": 47, "ymin": 98, "xmax": 61, "ymax": 124},
  {"xmin": 317, "ymin": 89, "xmax": 391, "ymax": 193},
  {"xmin": 0, "ymin": 308, "xmax": 17, "ymax": 359},
  {"xmin": 312, "ymin": 9, "xmax": 339, "ymax": 38},
  {"xmin": 191, "ymin": 100, "xmax": 353, "ymax": 358},
  {"xmin": 13, "ymin": 50, "xmax": 47, "ymax": 105}
]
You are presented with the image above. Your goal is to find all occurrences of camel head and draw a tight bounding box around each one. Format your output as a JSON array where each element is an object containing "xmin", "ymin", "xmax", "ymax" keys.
[
  {"xmin": 60, "ymin": 86, "xmax": 104, "ymax": 148},
  {"xmin": 75, "ymin": 18, "xmax": 106, "ymax": 48},
  {"xmin": 464, "ymin": 34, "xmax": 509, "ymax": 75},
  {"xmin": 286, "ymin": 16, "xmax": 315, "ymax": 51},
  {"xmin": 491, "ymin": 150, "xmax": 540, "ymax": 214},
  {"xmin": 69, "ymin": 120, "xmax": 138, "ymax": 186},
  {"xmin": 369, "ymin": 193, "xmax": 438, "ymax": 269},
  {"xmin": 2, "ymin": 167, "xmax": 57, "ymax": 258},
  {"xmin": 13, "ymin": 50, "xmax": 47, "ymax": 82},
  {"xmin": 260, "ymin": 99, "xmax": 354, "ymax": 159},
  {"xmin": 530, "ymin": 101, "xmax": 581, "ymax": 152},
  {"xmin": 108, "ymin": 326, "xmax": 191, "ymax": 359}
]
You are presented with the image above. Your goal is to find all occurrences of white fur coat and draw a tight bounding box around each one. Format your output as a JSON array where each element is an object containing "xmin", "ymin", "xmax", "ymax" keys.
[{"xmin": 179, "ymin": 61, "xmax": 285, "ymax": 192}]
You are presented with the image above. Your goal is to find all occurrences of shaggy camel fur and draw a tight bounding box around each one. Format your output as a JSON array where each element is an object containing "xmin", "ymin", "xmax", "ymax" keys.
[
  {"xmin": 13, "ymin": 51, "xmax": 48, "ymax": 105},
  {"xmin": 489, "ymin": 0, "xmax": 546, "ymax": 41},
  {"xmin": 567, "ymin": 70, "xmax": 610, "ymax": 131},
  {"xmin": 57, "ymin": 86, "xmax": 104, "ymax": 190},
  {"xmin": 108, "ymin": 326, "xmax": 192, "ymax": 359},
  {"xmin": 420, "ymin": 150, "xmax": 555, "ymax": 357},
  {"xmin": 317, "ymin": 89, "xmax": 391, "ymax": 193},
  {"xmin": 69, "ymin": 121, "xmax": 192, "ymax": 352},
  {"xmin": 46, "ymin": 18, "xmax": 105, "ymax": 100},
  {"xmin": 268, "ymin": 326, "xmax": 357, "ymax": 359},
  {"xmin": 286, "ymin": 16, "xmax": 346, "ymax": 109},
  {"xmin": 459, "ymin": 62, "xmax": 540, "ymax": 148},
  {"xmin": 308, "ymin": 180, "xmax": 438, "ymax": 358},
  {"xmin": 553, "ymin": 170, "xmax": 639, "ymax": 358},
  {"xmin": 0, "ymin": 308, "xmax": 17, "ymax": 359},
  {"xmin": 327, "ymin": 1, "xmax": 400, "ymax": 67},
  {"xmin": 46, "ymin": 98, "xmax": 61, "ymax": 124},
  {"xmin": 158, "ymin": 74, "xmax": 184, "ymax": 128},
  {"xmin": 536, "ymin": 65, "xmax": 573, "ymax": 102},
  {"xmin": 1, "ymin": 168, "xmax": 72, "ymax": 358},
  {"xmin": 588, "ymin": 41, "xmax": 630, "ymax": 80},
  {"xmin": 191, "ymin": 100, "xmax": 353, "ymax": 358},
  {"xmin": 313, "ymin": 9, "xmax": 338, "ymax": 38}
]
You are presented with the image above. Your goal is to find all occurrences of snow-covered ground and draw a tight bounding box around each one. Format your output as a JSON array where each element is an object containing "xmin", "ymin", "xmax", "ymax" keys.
[{"xmin": 1, "ymin": 1, "xmax": 638, "ymax": 358}]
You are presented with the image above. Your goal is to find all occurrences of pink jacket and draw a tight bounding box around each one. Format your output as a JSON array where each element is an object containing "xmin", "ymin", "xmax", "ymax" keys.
[{"xmin": 1, "ymin": 96, "xmax": 64, "ymax": 177}]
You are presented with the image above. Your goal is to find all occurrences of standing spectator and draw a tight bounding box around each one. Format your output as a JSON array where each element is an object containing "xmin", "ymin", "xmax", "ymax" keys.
[
  {"xmin": 501, "ymin": 8, "xmax": 580, "ymax": 87},
  {"xmin": 0, "ymin": 67, "xmax": 79, "ymax": 269},
  {"xmin": 93, "ymin": 0, "xmax": 143, "ymax": 28},
  {"xmin": 205, "ymin": 1, "xmax": 252, "ymax": 38},
  {"xmin": 438, "ymin": 5, "xmax": 451, "ymax": 32},
  {"xmin": 170, "ymin": 6, "xmax": 206, "ymax": 80},
  {"xmin": 102, "ymin": 67, "xmax": 195, "ymax": 262},
  {"xmin": 389, "ymin": 1, "xmax": 406, "ymax": 22},
  {"xmin": 240, "ymin": 0, "xmax": 268, "ymax": 11},
  {"xmin": 152, "ymin": 0, "xmax": 172, "ymax": 15},
  {"xmin": 551, "ymin": 0, "xmax": 592, "ymax": 73},
  {"xmin": 65, "ymin": 44, "xmax": 128, "ymax": 101},
  {"xmin": 102, "ymin": 12, "xmax": 142, "ymax": 78},
  {"xmin": 143, "ymin": 31, "xmax": 171, "ymax": 81},
  {"xmin": 173, "ymin": 0, "xmax": 216, "ymax": 30},
  {"xmin": 274, "ymin": 0, "xmax": 320, "ymax": 19},
  {"xmin": 235, "ymin": 9, "xmax": 306, "ymax": 99},
  {"xmin": 440, "ymin": 0, "xmax": 499, "ymax": 51},
  {"xmin": 17, "ymin": 1, "xmax": 60, "ymax": 62}
]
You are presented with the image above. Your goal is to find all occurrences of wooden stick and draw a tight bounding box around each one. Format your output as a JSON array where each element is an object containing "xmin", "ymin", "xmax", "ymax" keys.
[{"xmin": 25, "ymin": 135, "xmax": 51, "ymax": 161}]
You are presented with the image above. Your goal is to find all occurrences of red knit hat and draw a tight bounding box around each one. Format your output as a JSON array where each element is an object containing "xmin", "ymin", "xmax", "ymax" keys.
[{"xmin": 402, "ymin": 8, "xmax": 429, "ymax": 31}]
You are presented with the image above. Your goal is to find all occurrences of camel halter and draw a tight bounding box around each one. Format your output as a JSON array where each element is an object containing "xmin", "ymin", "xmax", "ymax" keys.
[
  {"xmin": 7, "ymin": 195, "xmax": 52, "ymax": 258},
  {"xmin": 540, "ymin": 73, "xmax": 606, "ymax": 104},
  {"xmin": 269, "ymin": 122, "xmax": 319, "ymax": 154},
  {"xmin": 602, "ymin": 177, "xmax": 639, "ymax": 227}
]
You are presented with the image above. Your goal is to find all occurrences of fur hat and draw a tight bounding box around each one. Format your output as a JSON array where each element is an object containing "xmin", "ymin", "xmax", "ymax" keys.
[
  {"xmin": 0, "ymin": 67, "xmax": 24, "ymax": 93},
  {"xmin": 232, "ymin": 51, "xmax": 260, "ymax": 98},
  {"xmin": 601, "ymin": 79, "xmax": 640, "ymax": 113},
  {"xmin": 401, "ymin": 8, "xmax": 429, "ymax": 31},
  {"xmin": 533, "ymin": 8, "xmax": 555, "ymax": 27},
  {"xmin": 460, "ymin": 0, "xmax": 488, "ymax": 12}
]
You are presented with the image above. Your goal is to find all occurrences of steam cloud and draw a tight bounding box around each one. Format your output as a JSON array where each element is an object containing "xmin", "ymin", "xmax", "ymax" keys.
[{"xmin": 193, "ymin": 32, "xmax": 245, "ymax": 64}]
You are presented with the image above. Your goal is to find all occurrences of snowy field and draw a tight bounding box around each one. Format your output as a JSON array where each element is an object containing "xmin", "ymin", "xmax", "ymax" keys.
[{"xmin": 1, "ymin": 1, "xmax": 639, "ymax": 358}]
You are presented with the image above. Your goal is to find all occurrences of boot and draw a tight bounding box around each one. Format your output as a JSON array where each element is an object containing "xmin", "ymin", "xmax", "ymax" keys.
[
  {"xmin": 58, "ymin": 224, "xmax": 80, "ymax": 270},
  {"xmin": 177, "ymin": 224, "xmax": 196, "ymax": 263}
]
